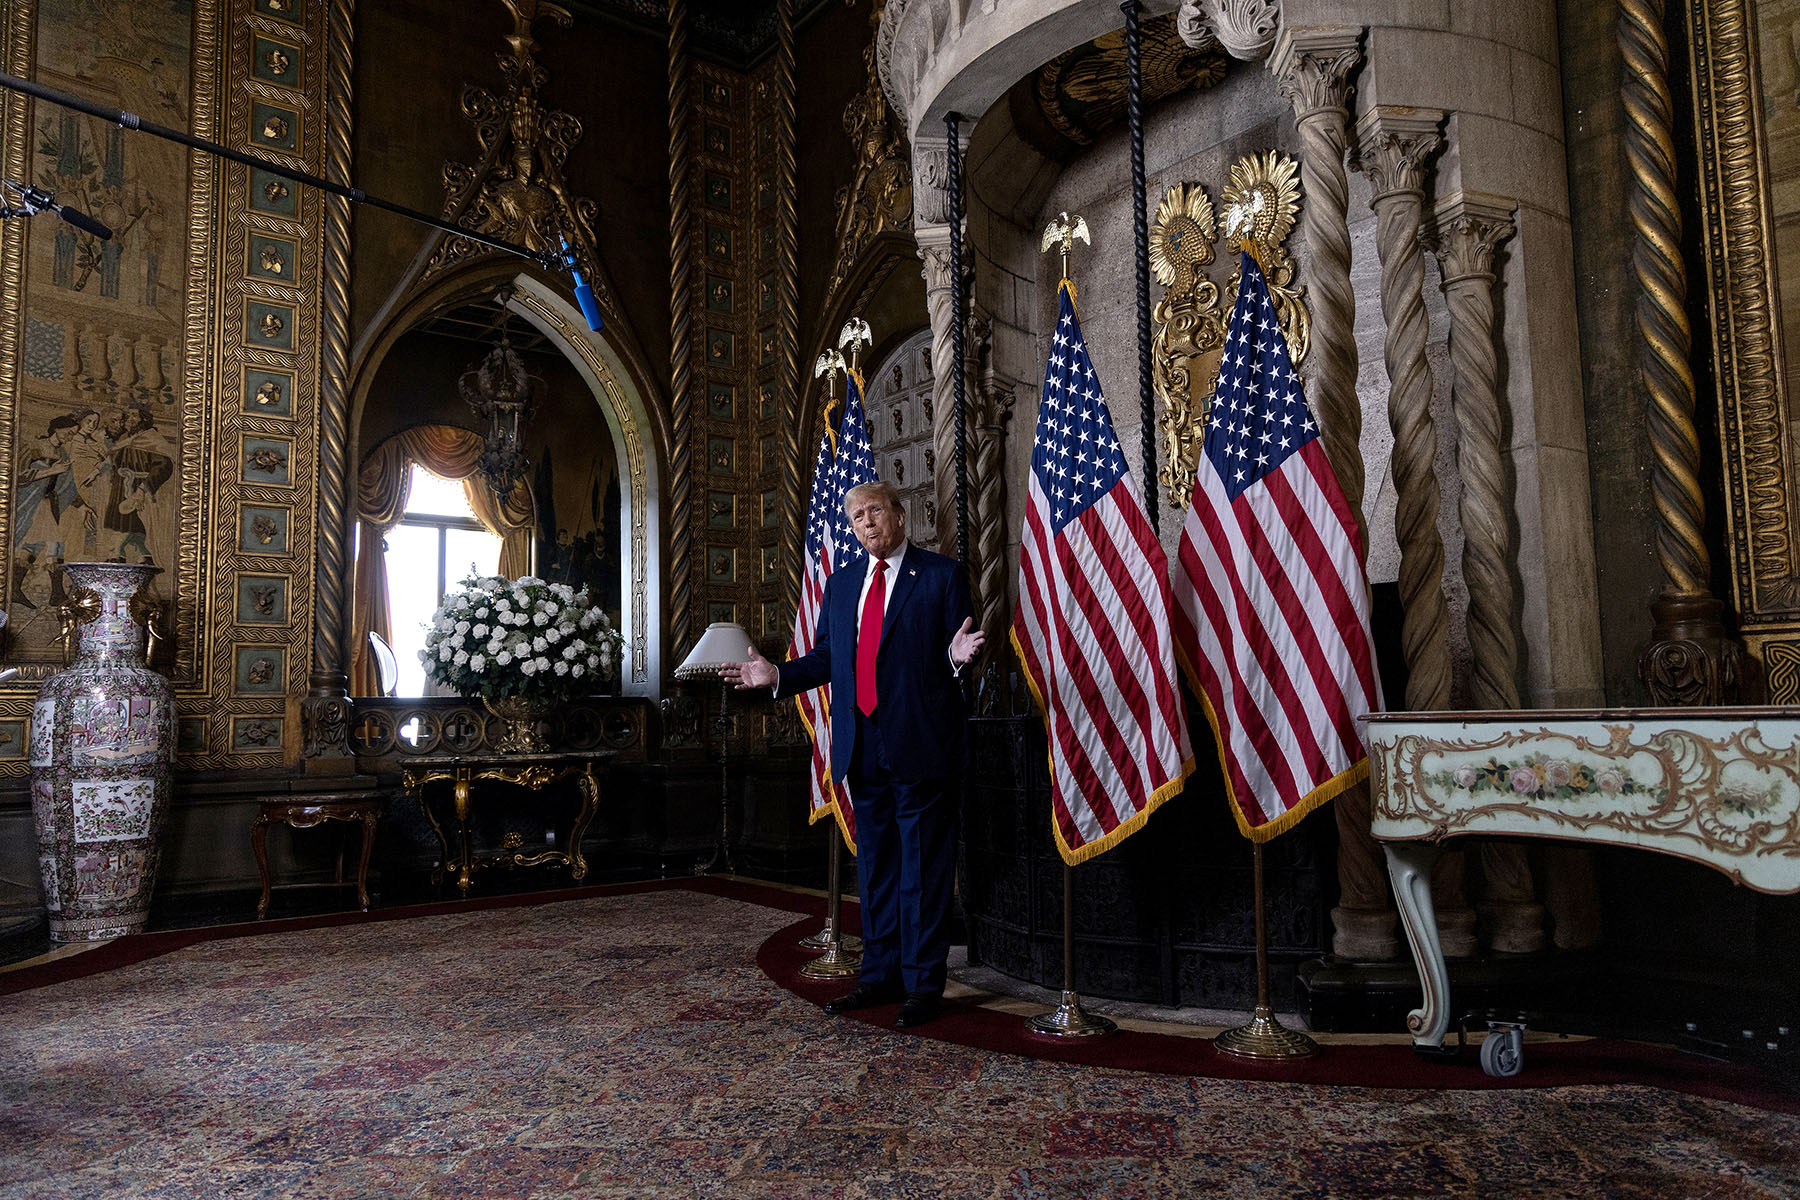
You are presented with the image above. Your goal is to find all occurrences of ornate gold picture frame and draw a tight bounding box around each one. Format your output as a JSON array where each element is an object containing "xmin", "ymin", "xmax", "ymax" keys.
[{"xmin": 1687, "ymin": 0, "xmax": 1800, "ymax": 697}]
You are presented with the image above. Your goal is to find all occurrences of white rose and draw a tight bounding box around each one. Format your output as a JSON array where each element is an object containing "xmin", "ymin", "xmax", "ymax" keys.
[
  {"xmin": 546, "ymin": 627, "xmax": 562, "ymax": 643},
  {"xmin": 439, "ymin": 645, "xmax": 452, "ymax": 660},
  {"xmin": 588, "ymin": 654, "xmax": 600, "ymax": 669},
  {"xmin": 496, "ymin": 651, "xmax": 513, "ymax": 665},
  {"xmin": 520, "ymin": 659, "xmax": 538, "ymax": 676},
  {"xmin": 453, "ymin": 649, "xmax": 469, "ymax": 665},
  {"xmin": 571, "ymin": 663, "xmax": 585, "ymax": 678},
  {"xmin": 533, "ymin": 611, "xmax": 550, "ymax": 627},
  {"xmin": 472, "ymin": 623, "xmax": 488, "ymax": 638},
  {"xmin": 470, "ymin": 654, "xmax": 486, "ymax": 670},
  {"xmin": 563, "ymin": 645, "xmax": 578, "ymax": 660},
  {"xmin": 455, "ymin": 619, "xmax": 470, "ymax": 633},
  {"xmin": 534, "ymin": 656, "xmax": 551, "ymax": 672},
  {"xmin": 533, "ymin": 636, "xmax": 548, "ymax": 653},
  {"xmin": 554, "ymin": 661, "xmax": 569, "ymax": 676}
]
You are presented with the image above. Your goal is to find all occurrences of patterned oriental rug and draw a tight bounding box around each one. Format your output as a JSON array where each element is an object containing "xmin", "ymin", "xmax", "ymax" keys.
[{"xmin": 2, "ymin": 879, "xmax": 1798, "ymax": 1199}]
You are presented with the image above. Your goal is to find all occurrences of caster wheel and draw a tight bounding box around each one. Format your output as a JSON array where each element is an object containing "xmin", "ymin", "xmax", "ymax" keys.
[{"xmin": 1480, "ymin": 1027, "xmax": 1523, "ymax": 1077}]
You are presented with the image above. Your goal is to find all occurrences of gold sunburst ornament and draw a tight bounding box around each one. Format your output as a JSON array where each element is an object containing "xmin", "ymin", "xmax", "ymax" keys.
[
  {"xmin": 1221, "ymin": 150, "xmax": 1310, "ymax": 367},
  {"xmin": 1149, "ymin": 183, "xmax": 1217, "ymax": 288}
]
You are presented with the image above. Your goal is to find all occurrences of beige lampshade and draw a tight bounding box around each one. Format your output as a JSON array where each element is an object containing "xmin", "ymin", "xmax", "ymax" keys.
[{"xmin": 675, "ymin": 622, "xmax": 756, "ymax": 679}]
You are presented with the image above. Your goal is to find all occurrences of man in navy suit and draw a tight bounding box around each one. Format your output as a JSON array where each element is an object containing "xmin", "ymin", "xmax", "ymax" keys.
[{"xmin": 725, "ymin": 480, "xmax": 984, "ymax": 1027}]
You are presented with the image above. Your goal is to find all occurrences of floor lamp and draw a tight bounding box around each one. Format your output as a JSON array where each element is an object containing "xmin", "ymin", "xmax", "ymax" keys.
[{"xmin": 676, "ymin": 622, "xmax": 756, "ymax": 876}]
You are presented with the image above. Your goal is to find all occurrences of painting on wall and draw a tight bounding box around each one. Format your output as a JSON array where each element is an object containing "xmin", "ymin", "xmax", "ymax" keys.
[
  {"xmin": 10, "ymin": 1, "xmax": 191, "ymax": 656},
  {"xmin": 532, "ymin": 446, "xmax": 622, "ymax": 630}
]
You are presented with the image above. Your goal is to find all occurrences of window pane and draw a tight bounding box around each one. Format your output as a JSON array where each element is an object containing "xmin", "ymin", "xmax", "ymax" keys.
[
  {"xmin": 405, "ymin": 465, "xmax": 473, "ymax": 518},
  {"xmin": 445, "ymin": 526, "xmax": 502, "ymax": 586},
  {"xmin": 384, "ymin": 523, "xmax": 439, "ymax": 697}
]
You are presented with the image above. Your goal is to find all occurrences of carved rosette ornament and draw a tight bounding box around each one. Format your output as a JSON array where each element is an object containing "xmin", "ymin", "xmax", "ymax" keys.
[
  {"xmin": 1178, "ymin": 0, "xmax": 1281, "ymax": 61},
  {"xmin": 1149, "ymin": 182, "xmax": 1226, "ymax": 510}
]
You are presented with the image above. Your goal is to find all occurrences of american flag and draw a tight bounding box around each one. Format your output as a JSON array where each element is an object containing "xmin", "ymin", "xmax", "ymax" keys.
[
  {"xmin": 787, "ymin": 371, "xmax": 877, "ymax": 850},
  {"xmin": 1171, "ymin": 251, "xmax": 1381, "ymax": 840},
  {"xmin": 1012, "ymin": 281, "xmax": 1194, "ymax": 865}
]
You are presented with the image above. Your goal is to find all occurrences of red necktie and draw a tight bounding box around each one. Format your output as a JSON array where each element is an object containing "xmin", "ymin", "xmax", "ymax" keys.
[{"xmin": 856, "ymin": 560, "xmax": 887, "ymax": 716}]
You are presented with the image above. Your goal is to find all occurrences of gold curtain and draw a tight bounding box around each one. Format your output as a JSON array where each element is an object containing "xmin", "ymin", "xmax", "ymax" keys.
[{"xmin": 349, "ymin": 425, "xmax": 535, "ymax": 696}]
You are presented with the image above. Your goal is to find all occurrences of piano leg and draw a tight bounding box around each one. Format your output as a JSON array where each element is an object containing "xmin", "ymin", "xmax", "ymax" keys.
[{"xmin": 1384, "ymin": 840, "xmax": 1452, "ymax": 1053}]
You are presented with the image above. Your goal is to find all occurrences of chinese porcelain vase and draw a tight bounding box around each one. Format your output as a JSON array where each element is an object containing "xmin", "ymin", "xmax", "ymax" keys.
[{"xmin": 30, "ymin": 562, "xmax": 174, "ymax": 942}]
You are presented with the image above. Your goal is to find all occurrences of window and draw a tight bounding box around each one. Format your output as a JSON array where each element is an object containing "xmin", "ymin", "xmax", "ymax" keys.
[{"xmin": 384, "ymin": 465, "xmax": 502, "ymax": 696}]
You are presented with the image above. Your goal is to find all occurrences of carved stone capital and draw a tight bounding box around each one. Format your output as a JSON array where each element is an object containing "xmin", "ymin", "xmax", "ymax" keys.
[
  {"xmin": 911, "ymin": 133, "xmax": 967, "ymax": 226},
  {"xmin": 1350, "ymin": 106, "xmax": 1443, "ymax": 201},
  {"xmin": 1426, "ymin": 190, "xmax": 1517, "ymax": 285},
  {"xmin": 1270, "ymin": 25, "xmax": 1362, "ymax": 119},
  {"xmin": 914, "ymin": 222, "xmax": 958, "ymax": 292},
  {"xmin": 1179, "ymin": 0, "xmax": 1280, "ymax": 61}
]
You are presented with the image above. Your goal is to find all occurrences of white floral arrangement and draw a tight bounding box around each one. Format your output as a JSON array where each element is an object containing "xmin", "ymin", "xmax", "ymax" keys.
[{"xmin": 420, "ymin": 574, "xmax": 622, "ymax": 702}]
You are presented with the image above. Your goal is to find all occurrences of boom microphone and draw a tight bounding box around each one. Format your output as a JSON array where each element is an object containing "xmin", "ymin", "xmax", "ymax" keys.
[
  {"xmin": 55, "ymin": 201, "xmax": 112, "ymax": 240},
  {"xmin": 562, "ymin": 237, "xmax": 603, "ymax": 332}
]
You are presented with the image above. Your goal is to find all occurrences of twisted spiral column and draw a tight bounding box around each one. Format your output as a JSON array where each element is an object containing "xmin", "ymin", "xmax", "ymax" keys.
[
  {"xmin": 305, "ymin": 0, "xmax": 356, "ymax": 757},
  {"xmin": 1274, "ymin": 29, "xmax": 1393, "ymax": 959},
  {"xmin": 1622, "ymin": 0, "xmax": 1740, "ymax": 704},
  {"xmin": 1355, "ymin": 112, "xmax": 1451, "ymax": 713},
  {"xmin": 969, "ymin": 379, "xmax": 1014, "ymax": 672},
  {"xmin": 1272, "ymin": 28, "xmax": 1364, "ymax": 515},
  {"xmin": 666, "ymin": 0, "xmax": 695, "ymax": 656},
  {"xmin": 917, "ymin": 228, "xmax": 962, "ymax": 560},
  {"xmin": 776, "ymin": 0, "xmax": 802, "ymax": 615},
  {"xmin": 1355, "ymin": 112, "xmax": 1483, "ymax": 957},
  {"xmin": 1430, "ymin": 194, "xmax": 1545, "ymax": 954}
]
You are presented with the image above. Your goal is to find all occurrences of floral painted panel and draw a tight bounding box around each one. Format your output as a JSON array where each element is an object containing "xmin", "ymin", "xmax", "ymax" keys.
[
  {"xmin": 28, "ymin": 700, "xmax": 54, "ymax": 766},
  {"xmin": 72, "ymin": 778, "xmax": 155, "ymax": 842}
]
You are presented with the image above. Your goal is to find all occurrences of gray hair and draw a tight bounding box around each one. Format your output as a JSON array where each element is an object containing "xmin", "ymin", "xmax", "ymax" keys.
[{"xmin": 843, "ymin": 479, "xmax": 902, "ymax": 518}]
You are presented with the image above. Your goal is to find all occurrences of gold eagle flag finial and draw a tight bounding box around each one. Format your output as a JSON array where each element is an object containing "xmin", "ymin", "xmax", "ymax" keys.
[
  {"xmin": 837, "ymin": 317, "xmax": 872, "ymax": 376},
  {"xmin": 1041, "ymin": 211, "xmax": 1090, "ymax": 285}
]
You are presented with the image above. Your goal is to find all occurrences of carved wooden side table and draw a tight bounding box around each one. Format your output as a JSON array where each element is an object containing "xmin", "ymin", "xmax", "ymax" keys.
[
  {"xmin": 251, "ymin": 790, "xmax": 385, "ymax": 918},
  {"xmin": 400, "ymin": 752, "xmax": 609, "ymax": 894}
]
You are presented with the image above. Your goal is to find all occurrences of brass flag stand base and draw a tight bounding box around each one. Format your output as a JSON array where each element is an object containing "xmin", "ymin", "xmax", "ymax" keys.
[
  {"xmin": 799, "ymin": 833, "xmax": 861, "ymax": 952},
  {"xmin": 1025, "ymin": 864, "xmax": 1116, "ymax": 1038},
  {"xmin": 1214, "ymin": 841, "xmax": 1318, "ymax": 1061},
  {"xmin": 799, "ymin": 827, "xmax": 861, "ymax": 980}
]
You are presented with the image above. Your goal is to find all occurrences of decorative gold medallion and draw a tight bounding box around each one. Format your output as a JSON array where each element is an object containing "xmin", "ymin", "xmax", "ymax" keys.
[{"xmin": 1149, "ymin": 182, "xmax": 1226, "ymax": 509}]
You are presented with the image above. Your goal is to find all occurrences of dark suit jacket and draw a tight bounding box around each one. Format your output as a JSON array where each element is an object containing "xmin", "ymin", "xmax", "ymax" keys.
[{"xmin": 777, "ymin": 543, "xmax": 973, "ymax": 784}]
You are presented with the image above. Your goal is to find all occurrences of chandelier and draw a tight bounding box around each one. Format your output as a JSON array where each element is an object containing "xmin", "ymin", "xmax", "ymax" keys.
[{"xmin": 459, "ymin": 292, "xmax": 539, "ymax": 499}]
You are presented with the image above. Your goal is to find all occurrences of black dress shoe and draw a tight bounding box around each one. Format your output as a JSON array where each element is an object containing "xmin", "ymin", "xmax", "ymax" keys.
[
  {"xmin": 895, "ymin": 995, "xmax": 941, "ymax": 1028},
  {"xmin": 823, "ymin": 982, "xmax": 901, "ymax": 1014}
]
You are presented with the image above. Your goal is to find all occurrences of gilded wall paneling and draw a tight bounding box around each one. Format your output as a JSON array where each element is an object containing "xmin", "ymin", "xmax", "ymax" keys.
[{"xmin": 1686, "ymin": 0, "xmax": 1800, "ymax": 698}]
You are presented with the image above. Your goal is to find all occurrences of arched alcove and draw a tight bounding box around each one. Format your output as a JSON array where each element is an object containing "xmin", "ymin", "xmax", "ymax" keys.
[{"xmin": 347, "ymin": 266, "xmax": 664, "ymax": 699}]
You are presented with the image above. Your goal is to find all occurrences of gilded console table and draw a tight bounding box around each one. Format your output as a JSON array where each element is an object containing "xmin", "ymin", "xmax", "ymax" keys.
[
  {"xmin": 401, "ymin": 752, "xmax": 609, "ymax": 894},
  {"xmin": 1367, "ymin": 709, "xmax": 1800, "ymax": 1056}
]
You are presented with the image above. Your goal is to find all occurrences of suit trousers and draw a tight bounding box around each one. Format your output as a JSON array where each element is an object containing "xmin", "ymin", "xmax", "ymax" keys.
[{"xmin": 849, "ymin": 708, "xmax": 958, "ymax": 998}]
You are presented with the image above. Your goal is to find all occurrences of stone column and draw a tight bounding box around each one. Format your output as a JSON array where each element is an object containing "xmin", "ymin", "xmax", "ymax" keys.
[
  {"xmin": 1353, "ymin": 106, "xmax": 1476, "ymax": 958},
  {"xmin": 912, "ymin": 132, "xmax": 968, "ymax": 568},
  {"xmin": 1273, "ymin": 27, "xmax": 1393, "ymax": 960},
  {"xmin": 1428, "ymin": 192, "xmax": 1550, "ymax": 954}
]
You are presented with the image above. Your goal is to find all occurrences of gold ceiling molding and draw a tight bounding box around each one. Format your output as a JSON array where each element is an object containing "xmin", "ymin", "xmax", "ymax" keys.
[
  {"xmin": 426, "ymin": 0, "xmax": 609, "ymax": 316},
  {"xmin": 823, "ymin": 0, "xmax": 910, "ymax": 318},
  {"xmin": 1151, "ymin": 151, "xmax": 1310, "ymax": 510}
]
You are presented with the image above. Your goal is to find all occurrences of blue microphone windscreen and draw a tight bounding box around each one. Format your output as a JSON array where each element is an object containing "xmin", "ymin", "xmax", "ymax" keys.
[{"xmin": 574, "ymin": 281, "xmax": 603, "ymax": 332}]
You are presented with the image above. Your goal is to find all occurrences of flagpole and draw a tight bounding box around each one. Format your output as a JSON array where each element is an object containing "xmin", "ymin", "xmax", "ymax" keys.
[
  {"xmin": 1214, "ymin": 840, "xmax": 1319, "ymax": 1060},
  {"xmin": 1026, "ymin": 862, "xmax": 1116, "ymax": 1037},
  {"xmin": 796, "ymin": 345, "xmax": 860, "ymax": 960},
  {"xmin": 1120, "ymin": 0, "xmax": 1157, "ymax": 530},
  {"xmin": 799, "ymin": 827, "xmax": 862, "ymax": 977}
]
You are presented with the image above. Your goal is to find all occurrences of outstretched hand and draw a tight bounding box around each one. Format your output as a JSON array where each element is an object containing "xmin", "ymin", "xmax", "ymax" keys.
[
  {"xmin": 950, "ymin": 617, "xmax": 986, "ymax": 668},
  {"xmin": 722, "ymin": 645, "xmax": 778, "ymax": 691}
]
